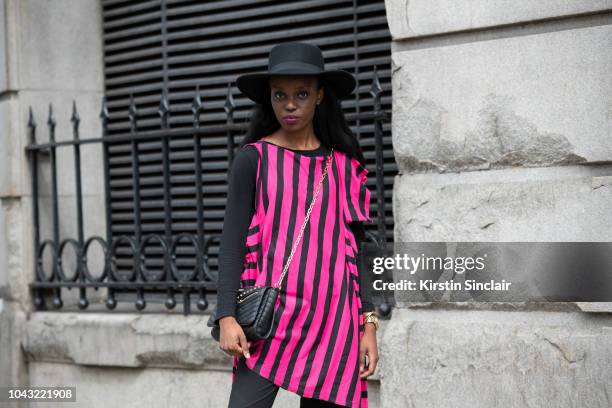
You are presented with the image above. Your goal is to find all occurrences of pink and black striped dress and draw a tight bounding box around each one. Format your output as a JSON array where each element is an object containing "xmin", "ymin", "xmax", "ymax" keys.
[{"xmin": 232, "ymin": 139, "xmax": 373, "ymax": 407}]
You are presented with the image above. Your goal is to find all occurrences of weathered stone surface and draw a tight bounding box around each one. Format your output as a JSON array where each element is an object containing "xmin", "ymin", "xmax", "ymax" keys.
[
  {"xmin": 392, "ymin": 24, "xmax": 611, "ymax": 173},
  {"xmin": 0, "ymin": 0, "xmax": 7, "ymax": 92},
  {"xmin": 0, "ymin": 98, "xmax": 21, "ymax": 198},
  {"xmin": 0, "ymin": 0, "xmax": 19, "ymax": 93},
  {"xmin": 24, "ymin": 312, "xmax": 229, "ymax": 369},
  {"xmin": 0, "ymin": 204, "xmax": 7, "ymax": 293},
  {"xmin": 0, "ymin": 299, "xmax": 28, "ymax": 403},
  {"xmin": 576, "ymin": 302, "xmax": 612, "ymax": 313},
  {"xmin": 394, "ymin": 165, "xmax": 612, "ymax": 241},
  {"xmin": 26, "ymin": 360, "xmax": 303, "ymax": 408},
  {"xmin": 15, "ymin": 0, "xmax": 103, "ymax": 92},
  {"xmin": 385, "ymin": 0, "xmax": 612, "ymax": 39},
  {"xmin": 0, "ymin": 198, "xmax": 29, "ymax": 303},
  {"xmin": 379, "ymin": 308, "xmax": 612, "ymax": 408}
]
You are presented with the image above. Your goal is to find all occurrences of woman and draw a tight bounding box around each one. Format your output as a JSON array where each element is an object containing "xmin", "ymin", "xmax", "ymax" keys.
[{"xmin": 215, "ymin": 42, "xmax": 379, "ymax": 408}]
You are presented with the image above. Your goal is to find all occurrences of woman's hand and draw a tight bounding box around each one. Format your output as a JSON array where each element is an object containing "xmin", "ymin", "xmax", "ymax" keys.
[
  {"xmin": 359, "ymin": 323, "xmax": 379, "ymax": 378},
  {"xmin": 219, "ymin": 316, "xmax": 252, "ymax": 359}
]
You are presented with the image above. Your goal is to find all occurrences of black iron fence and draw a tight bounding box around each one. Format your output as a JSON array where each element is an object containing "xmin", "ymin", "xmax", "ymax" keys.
[{"xmin": 26, "ymin": 68, "xmax": 390, "ymax": 316}]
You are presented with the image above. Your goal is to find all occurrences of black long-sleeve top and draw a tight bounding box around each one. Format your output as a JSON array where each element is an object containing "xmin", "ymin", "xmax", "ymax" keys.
[{"xmin": 214, "ymin": 143, "xmax": 374, "ymax": 325}]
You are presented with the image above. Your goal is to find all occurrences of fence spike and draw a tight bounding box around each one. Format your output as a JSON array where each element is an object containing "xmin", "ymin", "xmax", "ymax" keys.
[
  {"xmin": 192, "ymin": 84, "xmax": 203, "ymax": 128},
  {"xmin": 27, "ymin": 106, "xmax": 36, "ymax": 145},
  {"xmin": 47, "ymin": 103, "xmax": 56, "ymax": 142},
  {"xmin": 159, "ymin": 90, "xmax": 170, "ymax": 129},
  {"xmin": 71, "ymin": 100, "xmax": 80, "ymax": 129},
  {"xmin": 369, "ymin": 65, "xmax": 382, "ymax": 99},
  {"xmin": 224, "ymin": 82, "xmax": 235, "ymax": 115},
  {"xmin": 128, "ymin": 93, "xmax": 137, "ymax": 132},
  {"xmin": 99, "ymin": 96, "xmax": 109, "ymax": 128},
  {"xmin": 47, "ymin": 103, "xmax": 56, "ymax": 129},
  {"xmin": 28, "ymin": 106, "xmax": 36, "ymax": 129}
]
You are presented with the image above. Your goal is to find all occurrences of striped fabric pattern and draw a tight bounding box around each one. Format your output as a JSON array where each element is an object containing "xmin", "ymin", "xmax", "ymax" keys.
[{"xmin": 231, "ymin": 140, "xmax": 372, "ymax": 408}]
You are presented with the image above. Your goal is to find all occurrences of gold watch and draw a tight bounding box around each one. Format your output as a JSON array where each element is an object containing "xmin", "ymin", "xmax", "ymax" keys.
[{"xmin": 363, "ymin": 311, "xmax": 379, "ymax": 331}]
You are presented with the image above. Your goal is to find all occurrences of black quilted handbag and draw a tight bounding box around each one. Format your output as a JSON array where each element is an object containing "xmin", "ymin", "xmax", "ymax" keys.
[{"xmin": 207, "ymin": 148, "xmax": 333, "ymax": 342}]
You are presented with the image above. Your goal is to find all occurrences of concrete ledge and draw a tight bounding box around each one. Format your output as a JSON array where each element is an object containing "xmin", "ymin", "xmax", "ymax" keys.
[
  {"xmin": 385, "ymin": 0, "xmax": 612, "ymax": 39},
  {"xmin": 394, "ymin": 301, "xmax": 612, "ymax": 314},
  {"xmin": 23, "ymin": 312, "xmax": 231, "ymax": 370},
  {"xmin": 380, "ymin": 308, "xmax": 612, "ymax": 408},
  {"xmin": 28, "ymin": 361, "xmax": 233, "ymax": 408}
]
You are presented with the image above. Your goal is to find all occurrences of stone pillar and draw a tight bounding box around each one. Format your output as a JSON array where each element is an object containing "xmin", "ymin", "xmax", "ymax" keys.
[
  {"xmin": 382, "ymin": 1, "xmax": 612, "ymax": 406},
  {"xmin": 0, "ymin": 0, "xmax": 105, "ymax": 393}
]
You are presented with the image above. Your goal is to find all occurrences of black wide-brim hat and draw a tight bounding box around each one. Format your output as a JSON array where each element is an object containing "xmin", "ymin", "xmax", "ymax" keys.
[{"xmin": 236, "ymin": 42, "xmax": 357, "ymax": 104}]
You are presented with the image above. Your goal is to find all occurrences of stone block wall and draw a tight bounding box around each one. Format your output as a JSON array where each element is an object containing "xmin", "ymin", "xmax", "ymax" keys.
[{"xmin": 383, "ymin": 0, "xmax": 612, "ymax": 406}]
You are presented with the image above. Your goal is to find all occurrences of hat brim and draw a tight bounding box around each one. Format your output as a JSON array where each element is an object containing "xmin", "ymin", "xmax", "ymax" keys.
[{"xmin": 236, "ymin": 70, "xmax": 356, "ymax": 104}]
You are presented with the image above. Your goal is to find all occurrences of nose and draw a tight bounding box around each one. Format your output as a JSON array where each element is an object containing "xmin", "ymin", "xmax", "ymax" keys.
[{"xmin": 285, "ymin": 98, "xmax": 297, "ymax": 111}]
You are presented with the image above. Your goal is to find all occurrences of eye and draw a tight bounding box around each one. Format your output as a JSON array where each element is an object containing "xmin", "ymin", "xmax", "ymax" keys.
[
  {"xmin": 273, "ymin": 91, "xmax": 284, "ymax": 101},
  {"xmin": 298, "ymin": 90, "xmax": 309, "ymax": 99}
]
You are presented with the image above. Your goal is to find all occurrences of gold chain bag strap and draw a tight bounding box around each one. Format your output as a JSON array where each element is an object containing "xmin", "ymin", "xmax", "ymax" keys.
[{"xmin": 209, "ymin": 148, "xmax": 334, "ymax": 342}]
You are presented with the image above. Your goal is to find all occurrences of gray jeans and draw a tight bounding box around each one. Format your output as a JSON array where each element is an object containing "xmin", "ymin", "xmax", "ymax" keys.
[{"xmin": 228, "ymin": 356, "xmax": 344, "ymax": 408}]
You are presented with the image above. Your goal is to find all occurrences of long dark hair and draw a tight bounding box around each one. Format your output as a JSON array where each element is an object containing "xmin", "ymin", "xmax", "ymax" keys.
[{"xmin": 238, "ymin": 76, "xmax": 366, "ymax": 166}]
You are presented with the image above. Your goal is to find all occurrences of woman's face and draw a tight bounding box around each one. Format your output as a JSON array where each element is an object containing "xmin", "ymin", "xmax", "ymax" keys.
[{"xmin": 269, "ymin": 75, "xmax": 324, "ymax": 132}]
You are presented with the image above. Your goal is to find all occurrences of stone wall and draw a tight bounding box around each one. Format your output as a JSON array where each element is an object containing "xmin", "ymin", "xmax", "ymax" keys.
[{"xmin": 384, "ymin": 0, "xmax": 612, "ymax": 406}]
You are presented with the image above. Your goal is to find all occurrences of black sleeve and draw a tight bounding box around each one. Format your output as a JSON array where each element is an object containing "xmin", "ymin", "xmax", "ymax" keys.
[
  {"xmin": 214, "ymin": 146, "xmax": 258, "ymax": 325},
  {"xmin": 348, "ymin": 221, "xmax": 375, "ymax": 313}
]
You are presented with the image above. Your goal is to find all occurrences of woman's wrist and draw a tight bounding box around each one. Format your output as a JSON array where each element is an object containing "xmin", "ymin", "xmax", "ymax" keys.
[
  {"xmin": 362, "ymin": 311, "xmax": 379, "ymax": 331},
  {"xmin": 219, "ymin": 315, "xmax": 237, "ymax": 326}
]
